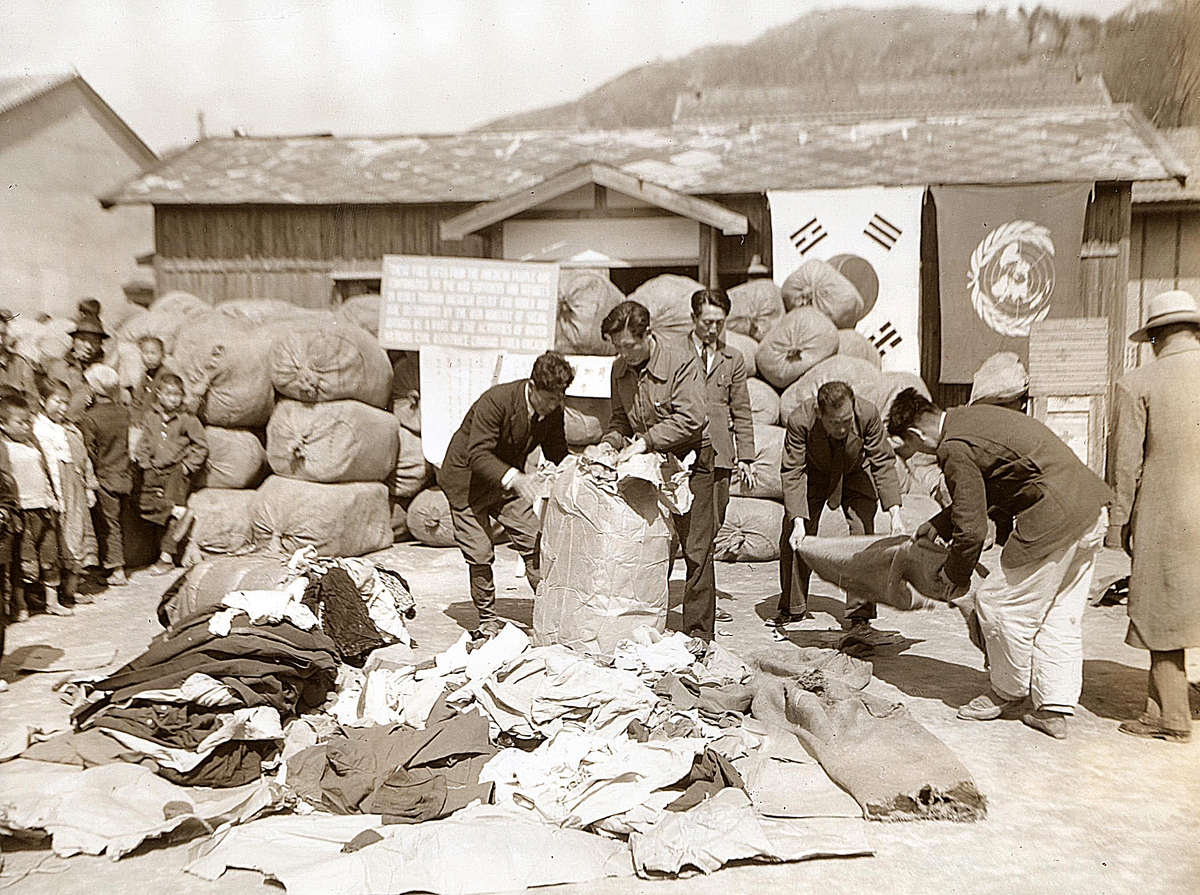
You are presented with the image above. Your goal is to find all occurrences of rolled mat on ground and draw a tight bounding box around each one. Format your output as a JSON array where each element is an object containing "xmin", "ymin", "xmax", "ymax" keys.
[
  {"xmin": 269, "ymin": 320, "xmax": 393, "ymax": 407},
  {"xmin": 171, "ymin": 312, "xmax": 276, "ymax": 428},
  {"xmin": 723, "ymin": 330, "xmax": 759, "ymax": 379},
  {"xmin": 253, "ymin": 476, "xmax": 393, "ymax": 557},
  {"xmin": 730, "ymin": 423, "xmax": 784, "ymax": 500},
  {"xmin": 779, "ymin": 355, "xmax": 887, "ymax": 424},
  {"xmin": 836, "ymin": 329, "xmax": 883, "ymax": 369},
  {"xmin": 727, "ymin": 278, "xmax": 785, "ymax": 340},
  {"xmin": 198, "ymin": 426, "xmax": 268, "ymax": 490},
  {"xmin": 780, "ymin": 259, "xmax": 866, "ymax": 328},
  {"xmin": 628, "ymin": 274, "xmax": 704, "ymax": 343},
  {"xmin": 187, "ymin": 488, "xmax": 260, "ymax": 558},
  {"xmin": 755, "ymin": 308, "xmax": 840, "ymax": 390},
  {"xmin": 555, "ymin": 269, "xmax": 623, "ymax": 356},
  {"xmin": 747, "ymin": 377, "xmax": 781, "ymax": 427},
  {"xmin": 267, "ymin": 399, "xmax": 399, "ymax": 484},
  {"xmin": 750, "ymin": 662, "xmax": 986, "ymax": 822},
  {"xmin": 715, "ymin": 497, "xmax": 784, "ymax": 562},
  {"xmin": 406, "ymin": 488, "xmax": 456, "ymax": 548}
]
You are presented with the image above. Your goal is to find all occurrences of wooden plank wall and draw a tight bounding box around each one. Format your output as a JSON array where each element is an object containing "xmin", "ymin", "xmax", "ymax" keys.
[
  {"xmin": 700, "ymin": 193, "xmax": 771, "ymax": 286},
  {"xmin": 154, "ymin": 204, "xmax": 490, "ymax": 308},
  {"xmin": 1129, "ymin": 208, "xmax": 1200, "ymax": 368}
]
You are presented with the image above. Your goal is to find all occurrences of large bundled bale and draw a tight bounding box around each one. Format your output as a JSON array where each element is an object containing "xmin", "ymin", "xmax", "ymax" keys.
[
  {"xmin": 199, "ymin": 427, "xmax": 268, "ymax": 490},
  {"xmin": 780, "ymin": 260, "xmax": 865, "ymax": 327},
  {"xmin": 335, "ymin": 294, "xmax": 382, "ymax": 336},
  {"xmin": 9, "ymin": 317, "xmax": 70, "ymax": 365},
  {"xmin": 112, "ymin": 341, "xmax": 146, "ymax": 390},
  {"xmin": 118, "ymin": 291, "xmax": 211, "ymax": 353},
  {"xmin": 723, "ymin": 331, "xmax": 759, "ymax": 379},
  {"xmin": 715, "ymin": 497, "xmax": 784, "ymax": 562},
  {"xmin": 747, "ymin": 377, "xmax": 781, "ymax": 427},
  {"xmin": 755, "ymin": 308, "xmax": 839, "ymax": 390},
  {"xmin": 727, "ymin": 278, "xmax": 785, "ymax": 340},
  {"xmin": 267, "ymin": 399, "xmax": 399, "ymax": 484},
  {"xmin": 253, "ymin": 476, "xmax": 392, "ymax": 557},
  {"xmin": 563, "ymin": 396, "xmax": 610, "ymax": 448},
  {"xmin": 269, "ymin": 320, "xmax": 392, "ymax": 408},
  {"xmin": 186, "ymin": 488, "xmax": 260, "ymax": 557},
  {"xmin": 628, "ymin": 274, "xmax": 703, "ymax": 343},
  {"xmin": 730, "ymin": 424, "xmax": 784, "ymax": 501},
  {"xmin": 163, "ymin": 555, "xmax": 294, "ymax": 628},
  {"xmin": 836, "ymin": 329, "xmax": 882, "ymax": 369},
  {"xmin": 171, "ymin": 312, "xmax": 275, "ymax": 428},
  {"xmin": 391, "ymin": 500, "xmax": 412, "ymax": 541},
  {"xmin": 779, "ymin": 355, "xmax": 887, "ymax": 425},
  {"xmin": 880, "ymin": 371, "xmax": 932, "ymax": 422},
  {"xmin": 407, "ymin": 488, "xmax": 456, "ymax": 548},
  {"xmin": 555, "ymin": 270, "xmax": 623, "ymax": 356},
  {"xmin": 534, "ymin": 454, "xmax": 672, "ymax": 653},
  {"xmin": 393, "ymin": 426, "xmax": 431, "ymax": 499},
  {"xmin": 969, "ymin": 352, "xmax": 1028, "ymax": 406}
]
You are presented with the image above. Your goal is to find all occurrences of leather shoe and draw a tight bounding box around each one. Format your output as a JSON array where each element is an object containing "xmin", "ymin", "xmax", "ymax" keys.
[
  {"xmin": 1022, "ymin": 710, "xmax": 1069, "ymax": 739},
  {"xmin": 1118, "ymin": 717, "xmax": 1192, "ymax": 743},
  {"xmin": 716, "ymin": 608, "xmax": 733, "ymax": 623}
]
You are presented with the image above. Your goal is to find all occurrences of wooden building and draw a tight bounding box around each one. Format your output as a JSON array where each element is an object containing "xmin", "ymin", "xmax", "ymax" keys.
[
  {"xmin": 103, "ymin": 104, "xmax": 1182, "ymax": 411},
  {"xmin": 1, "ymin": 72, "xmax": 156, "ymax": 318}
]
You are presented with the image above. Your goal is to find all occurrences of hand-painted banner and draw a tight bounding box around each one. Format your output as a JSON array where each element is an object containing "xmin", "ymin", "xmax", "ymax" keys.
[
  {"xmin": 769, "ymin": 187, "xmax": 925, "ymax": 374},
  {"xmin": 932, "ymin": 183, "xmax": 1091, "ymax": 383}
]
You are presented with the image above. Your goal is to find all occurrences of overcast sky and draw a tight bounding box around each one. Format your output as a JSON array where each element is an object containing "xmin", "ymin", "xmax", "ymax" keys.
[{"xmin": 2, "ymin": 0, "xmax": 1140, "ymax": 152}]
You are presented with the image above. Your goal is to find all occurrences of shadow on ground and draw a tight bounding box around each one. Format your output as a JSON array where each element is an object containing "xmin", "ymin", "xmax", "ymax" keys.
[{"xmin": 443, "ymin": 597, "xmax": 534, "ymax": 632}]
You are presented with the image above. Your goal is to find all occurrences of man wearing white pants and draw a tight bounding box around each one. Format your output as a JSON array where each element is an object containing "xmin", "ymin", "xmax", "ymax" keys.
[{"xmin": 887, "ymin": 389, "xmax": 1112, "ymax": 739}]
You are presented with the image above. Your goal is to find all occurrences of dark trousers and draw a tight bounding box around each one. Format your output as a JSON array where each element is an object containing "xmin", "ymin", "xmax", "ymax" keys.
[
  {"xmin": 447, "ymin": 490, "xmax": 541, "ymax": 628},
  {"xmin": 92, "ymin": 487, "xmax": 126, "ymax": 570},
  {"xmin": 673, "ymin": 446, "xmax": 729, "ymax": 642},
  {"xmin": 779, "ymin": 492, "xmax": 878, "ymax": 620}
]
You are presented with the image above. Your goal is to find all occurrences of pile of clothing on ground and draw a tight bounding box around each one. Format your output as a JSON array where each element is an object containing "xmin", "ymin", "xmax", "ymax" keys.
[{"xmin": 1, "ymin": 601, "xmax": 985, "ymax": 893}]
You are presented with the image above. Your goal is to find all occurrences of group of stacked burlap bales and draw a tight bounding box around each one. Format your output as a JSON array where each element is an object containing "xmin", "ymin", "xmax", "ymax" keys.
[
  {"xmin": 113, "ymin": 292, "xmax": 424, "ymax": 564},
  {"xmin": 546, "ymin": 264, "xmax": 934, "ymax": 563}
]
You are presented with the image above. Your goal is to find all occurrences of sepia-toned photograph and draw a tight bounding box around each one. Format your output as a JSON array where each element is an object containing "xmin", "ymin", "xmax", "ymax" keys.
[{"xmin": 0, "ymin": 1, "xmax": 1196, "ymax": 892}]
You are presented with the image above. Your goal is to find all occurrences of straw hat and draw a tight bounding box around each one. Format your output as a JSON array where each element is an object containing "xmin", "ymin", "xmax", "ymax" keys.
[{"xmin": 1130, "ymin": 290, "xmax": 1200, "ymax": 342}]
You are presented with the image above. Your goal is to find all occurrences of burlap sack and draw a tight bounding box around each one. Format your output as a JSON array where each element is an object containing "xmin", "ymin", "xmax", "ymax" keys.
[
  {"xmin": 723, "ymin": 331, "xmax": 759, "ymax": 379},
  {"xmin": 267, "ymin": 399, "xmax": 399, "ymax": 484},
  {"xmin": 163, "ymin": 554, "xmax": 294, "ymax": 628},
  {"xmin": 756, "ymin": 308, "xmax": 841, "ymax": 391},
  {"xmin": 969, "ymin": 352, "xmax": 1028, "ymax": 406},
  {"xmin": 780, "ymin": 259, "xmax": 865, "ymax": 327},
  {"xmin": 118, "ymin": 291, "xmax": 212, "ymax": 353},
  {"xmin": 747, "ymin": 377, "xmax": 781, "ymax": 427},
  {"xmin": 269, "ymin": 320, "xmax": 392, "ymax": 408},
  {"xmin": 779, "ymin": 355, "xmax": 886, "ymax": 424},
  {"xmin": 730, "ymin": 424, "xmax": 784, "ymax": 501},
  {"xmin": 406, "ymin": 488, "xmax": 456, "ymax": 548},
  {"xmin": 836, "ymin": 329, "xmax": 882, "ymax": 369},
  {"xmin": 556, "ymin": 270, "xmax": 623, "ymax": 356},
  {"xmin": 253, "ymin": 476, "xmax": 393, "ymax": 557},
  {"xmin": 199, "ymin": 427, "xmax": 268, "ymax": 490},
  {"xmin": 715, "ymin": 497, "xmax": 784, "ymax": 562},
  {"xmin": 186, "ymin": 488, "xmax": 260, "ymax": 557},
  {"xmin": 563, "ymin": 397, "xmax": 610, "ymax": 447},
  {"xmin": 335, "ymin": 294, "xmax": 381, "ymax": 336},
  {"xmin": 727, "ymin": 278, "xmax": 785, "ymax": 339},
  {"xmin": 171, "ymin": 312, "xmax": 275, "ymax": 428},
  {"xmin": 628, "ymin": 274, "xmax": 703, "ymax": 342},
  {"xmin": 393, "ymin": 426, "xmax": 431, "ymax": 499}
]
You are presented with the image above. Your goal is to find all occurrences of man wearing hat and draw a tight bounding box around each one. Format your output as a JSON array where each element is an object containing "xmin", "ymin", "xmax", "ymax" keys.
[
  {"xmin": 44, "ymin": 315, "xmax": 108, "ymax": 422},
  {"xmin": 0, "ymin": 309, "xmax": 37, "ymax": 401},
  {"xmin": 1111, "ymin": 290, "xmax": 1200, "ymax": 743}
]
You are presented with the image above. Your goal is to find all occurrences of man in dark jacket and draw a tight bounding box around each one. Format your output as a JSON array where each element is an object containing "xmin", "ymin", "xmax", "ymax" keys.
[
  {"xmin": 779, "ymin": 381, "xmax": 903, "ymax": 627},
  {"xmin": 887, "ymin": 389, "xmax": 1112, "ymax": 739},
  {"xmin": 438, "ymin": 351, "xmax": 574, "ymax": 638}
]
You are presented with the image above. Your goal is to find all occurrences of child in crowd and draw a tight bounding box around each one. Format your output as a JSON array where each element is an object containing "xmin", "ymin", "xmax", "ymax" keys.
[
  {"xmin": 131, "ymin": 336, "xmax": 165, "ymax": 417},
  {"xmin": 134, "ymin": 372, "xmax": 206, "ymax": 574},
  {"xmin": 82, "ymin": 365, "xmax": 131, "ymax": 587},
  {"xmin": 34, "ymin": 382, "xmax": 98, "ymax": 604},
  {"xmin": 0, "ymin": 395, "xmax": 67, "ymax": 618},
  {"xmin": 0, "ymin": 465, "xmax": 20, "ymax": 660}
]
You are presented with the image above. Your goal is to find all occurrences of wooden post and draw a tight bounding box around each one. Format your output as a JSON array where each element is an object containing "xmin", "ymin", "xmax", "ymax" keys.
[{"xmin": 699, "ymin": 224, "xmax": 719, "ymax": 287}]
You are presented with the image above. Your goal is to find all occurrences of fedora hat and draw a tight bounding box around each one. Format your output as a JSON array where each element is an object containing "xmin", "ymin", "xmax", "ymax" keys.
[
  {"xmin": 70, "ymin": 315, "xmax": 110, "ymax": 340},
  {"xmin": 1131, "ymin": 290, "xmax": 1200, "ymax": 342}
]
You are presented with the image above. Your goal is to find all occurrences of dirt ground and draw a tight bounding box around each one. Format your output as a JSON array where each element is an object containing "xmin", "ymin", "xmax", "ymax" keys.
[{"xmin": 1, "ymin": 542, "xmax": 1197, "ymax": 895}]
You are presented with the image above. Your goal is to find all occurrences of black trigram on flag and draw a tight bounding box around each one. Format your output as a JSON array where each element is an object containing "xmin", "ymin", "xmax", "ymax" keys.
[
  {"xmin": 789, "ymin": 217, "xmax": 828, "ymax": 255},
  {"xmin": 863, "ymin": 213, "xmax": 902, "ymax": 250},
  {"xmin": 867, "ymin": 320, "xmax": 903, "ymax": 355}
]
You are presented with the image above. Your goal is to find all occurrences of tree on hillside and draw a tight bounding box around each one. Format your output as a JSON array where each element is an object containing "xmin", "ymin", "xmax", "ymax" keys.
[{"xmin": 1103, "ymin": 0, "xmax": 1198, "ymax": 127}]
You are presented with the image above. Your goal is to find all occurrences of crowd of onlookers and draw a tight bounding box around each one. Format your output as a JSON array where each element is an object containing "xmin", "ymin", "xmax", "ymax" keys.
[{"xmin": 0, "ymin": 299, "xmax": 208, "ymax": 640}]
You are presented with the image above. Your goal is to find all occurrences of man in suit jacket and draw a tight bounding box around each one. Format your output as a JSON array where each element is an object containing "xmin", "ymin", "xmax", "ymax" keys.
[
  {"xmin": 779, "ymin": 381, "xmax": 903, "ymax": 627},
  {"xmin": 600, "ymin": 300, "xmax": 711, "ymax": 640},
  {"xmin": 437, "ymin": 351, "xmax": 574, "ymax": 638},
  {"xmin": 685, "ymin": 289, "xmax": 756, "ymax": 624},
  {"xmin": 887, "ymin": 388, "xmax": 1112, "ymax": 739}
]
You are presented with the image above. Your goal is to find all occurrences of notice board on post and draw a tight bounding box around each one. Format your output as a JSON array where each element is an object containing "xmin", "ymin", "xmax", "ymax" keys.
[
  {"xmin": 1027, "ymin": 318, "xmax": 1110, "ymax": 476},
  {"xmin": 379, "ymin": 255, "xmax": 561, "ymax": 465}
]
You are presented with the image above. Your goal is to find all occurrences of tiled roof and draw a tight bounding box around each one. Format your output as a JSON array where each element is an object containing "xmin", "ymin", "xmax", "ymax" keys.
[
  {"xmin": 1134, "ymin": 127, "xmax": 1200, "ymax": 204},
  {"xmin": 672, "ymin": 72, "xmax": 1113, "ymax": 124},
  {"xmin": 0, "ymin": 71, "xmax": 77, "ymax": 116},
  {"xmin": 103, "ymin": 107, "xmax": 1180, "ymax": 207}
]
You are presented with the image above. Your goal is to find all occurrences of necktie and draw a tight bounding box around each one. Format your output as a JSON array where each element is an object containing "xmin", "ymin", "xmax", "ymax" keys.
[{"xmin": 827, "ymin": 439, "xmax": 845, "ymax": 511}]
